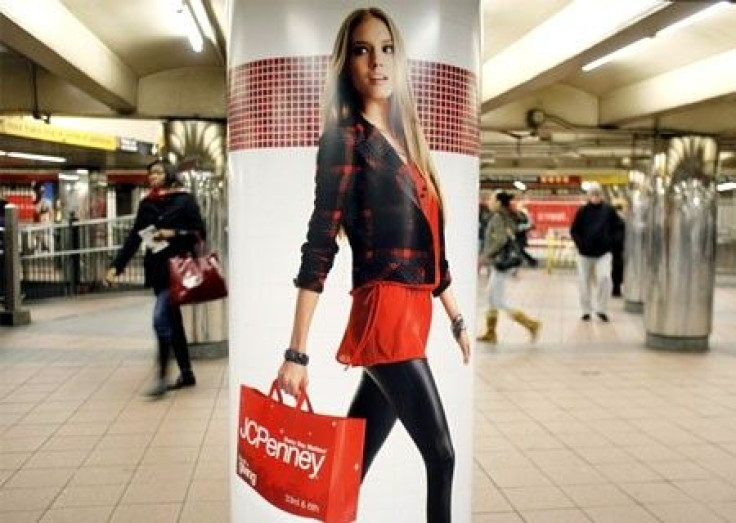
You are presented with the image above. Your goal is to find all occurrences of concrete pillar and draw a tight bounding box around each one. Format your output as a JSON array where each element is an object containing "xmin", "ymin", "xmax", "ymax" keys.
[
  {"xmin": 644, "ymin": 136, "xmax": 719, "ymax": 351},
  {"xmin": 227, "ymin": 1, "xmax": 480, "ymax": 521}
]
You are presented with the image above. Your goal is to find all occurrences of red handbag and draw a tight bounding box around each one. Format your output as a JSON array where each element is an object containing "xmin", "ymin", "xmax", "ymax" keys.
[
  {"xmin": 236, "ymin": 381, "xmax": 366, "ymax": 523},
  {"xmin": 168, "ymin": 243, "xmax": 228, "ymax": 306}
]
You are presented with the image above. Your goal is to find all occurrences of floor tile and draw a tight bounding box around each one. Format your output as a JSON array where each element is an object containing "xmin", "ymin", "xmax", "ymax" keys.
[
  {"xmin": 52, "ymin": 484, "xmax": 126, "ymax": 508},
  {"xmin": 644, "ymin": 502, "xmax": 725, "ymax": 523},
  {"xmin": 501, "ymin": 486, "xmax": 574, "ymax": 511},
  {"xmin": 110, "ymin": 503, "xmax": 181, "ymax": 523},
  {"xmin": 0, "ymin": 486, "xmax": 60, "ymax": 511},
  {"xmin": 40, "ymin": 506, "xmax": 114, "ymax": 523},
  {"xmin": 3, "ymin": 468, "xmax": 76, "ymax": 489},
  {"xmin": 179, "ymin": 500, "xmax": 228, "ymax": 523}
]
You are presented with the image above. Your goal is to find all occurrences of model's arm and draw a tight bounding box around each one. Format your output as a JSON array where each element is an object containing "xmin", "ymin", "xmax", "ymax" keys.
[
  {"xmin": 279, "ymin": 128, "xmax": 357, "ymax": 396},
  {"xmin": 278, "ymin": 288, "xmax": 320, "ymax": 396},
  {"xmin": 439, "ymin": 287, "xmax": 471, "ymax": 365}
]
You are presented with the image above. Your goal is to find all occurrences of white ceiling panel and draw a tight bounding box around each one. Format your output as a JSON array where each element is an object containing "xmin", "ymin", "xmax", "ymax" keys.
[
  {"xmin": 60, "ymin": 0, "xmax": 221, "ymax": 76},
  {"xmin": 482, "ymin": 0, "xmax": 571, "ymax": 60},
  {"xmin": 566, "ymin": 8, "xmax": 736, "ymax": 96}
]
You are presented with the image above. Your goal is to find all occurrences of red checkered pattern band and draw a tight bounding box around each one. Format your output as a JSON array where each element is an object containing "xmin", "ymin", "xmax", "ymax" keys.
[{"xmin": 228, "ymin": 56, "xmax": 478, "ymax": 156}]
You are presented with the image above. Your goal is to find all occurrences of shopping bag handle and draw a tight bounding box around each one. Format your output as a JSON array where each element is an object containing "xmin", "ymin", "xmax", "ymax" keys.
[{"xmin": 269, "ymin": 380, "xmax": 314, "ymax": 413}]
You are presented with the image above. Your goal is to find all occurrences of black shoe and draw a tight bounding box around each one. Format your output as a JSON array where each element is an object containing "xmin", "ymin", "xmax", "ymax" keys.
[
  {"xmin": 612, "ymin": 288, "xmax": 622, "ymax": 297},
  {"xmin": 581, "ymin": 314, "xmax": 591, "ymax": 321},
  {"xmin": 597, "ymin": 313, "xmax": 610, "ymax": 322},
  {"xmin": 168, "ymin": 371, "xmax": 196, "ymax": 390},
  {"xmin": 145, "ymin": 379, "xmax": 168, "ymax": 399}
]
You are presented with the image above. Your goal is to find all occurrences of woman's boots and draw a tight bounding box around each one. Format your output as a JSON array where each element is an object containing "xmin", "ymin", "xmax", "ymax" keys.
[
  {"xmin": 511, "ymin": 310, "xmax": 542, "ymax": 342},
  {"xmin": 477, "ymin": 310, "xmax": 498, "ymax": 344},
  {"xmin": 478, "ymin": 309, "xmax": 542, "ymax": 344}
]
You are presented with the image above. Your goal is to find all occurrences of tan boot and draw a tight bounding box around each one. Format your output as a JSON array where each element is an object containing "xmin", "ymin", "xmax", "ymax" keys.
[
  {"xmin": 511, "ymin": 310, "xmax": 541, "ymax": 342},
  {"xmin": 477, "ymin": 310, "xmax": 498, "ymax": 344}
]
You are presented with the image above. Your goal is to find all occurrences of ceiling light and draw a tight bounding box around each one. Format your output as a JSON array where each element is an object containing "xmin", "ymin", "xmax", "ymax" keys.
[
  {"xmin": 583, "ymin": 37, "xmax": 653, "ymax": 72},
  {"xmin": 76, "ymin": 169, "xmax": 89, "ymax": 174},
  {"xmin": 6, "ymin": 151, "xmax": 66, "ymax": 163},
  {"xmin": 59, "ymin": 173, "xmax": 80, "ymax": 181},
  {"xmin": 657, "ymin": 1, "xmax": 731, "ymax": 38},
  {"xmin": 717, "ymin": 181, "xmax": 736, "ymax": 192},
  {"xmin": 188, "ymin": 0, "xmax": 215, "ymax": 42},
  {"xmin": 582, "ymin": 2, "xmax": 732, "ymax": 73},
  {"xmin": 182, "ymin": 1, "xmax": 204, "ymax": 52}
]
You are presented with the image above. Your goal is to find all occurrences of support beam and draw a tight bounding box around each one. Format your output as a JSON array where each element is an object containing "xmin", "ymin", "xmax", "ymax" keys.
[
  {"xmin": 0, "ymin": 0, "xmax": 137, "ymax": 112},
  {"xmin": 600, "ymin": 49, "xmax": 736, "ymax": 125}
]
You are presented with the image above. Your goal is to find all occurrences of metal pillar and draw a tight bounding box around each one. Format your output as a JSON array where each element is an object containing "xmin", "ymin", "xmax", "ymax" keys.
[
  {"xmin": 165, "ymin": 120, "xmax": 228, "ymax": 359},
  {"xmin": 644, "ymin": 136, "xmax": 719, "ymax": 351},
  {"xmin": 1, "ymin": 205, "xmax": 31, "ymax": 326},
  {"xmin": 623, "ymin": 166, "xmax": 650, "ymax": 313}
]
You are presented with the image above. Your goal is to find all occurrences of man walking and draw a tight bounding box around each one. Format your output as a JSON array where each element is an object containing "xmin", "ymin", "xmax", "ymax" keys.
[{"xmin": 570, "ymin": 182, "xmax": 623, "ymax": 322}]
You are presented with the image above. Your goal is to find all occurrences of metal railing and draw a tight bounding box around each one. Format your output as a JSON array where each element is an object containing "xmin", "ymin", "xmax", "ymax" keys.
[{"xmin": 12, "ymin": 215, "xmax": 144, "ymax": 300}]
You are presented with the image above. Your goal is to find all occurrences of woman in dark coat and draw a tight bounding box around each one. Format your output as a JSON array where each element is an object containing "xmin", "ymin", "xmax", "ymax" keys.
[{"xmin": 105, "ymin": 160, "xmax": 205, "ymax": 398}]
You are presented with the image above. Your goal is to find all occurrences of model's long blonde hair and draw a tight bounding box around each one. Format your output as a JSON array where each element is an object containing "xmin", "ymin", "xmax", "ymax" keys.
[{"xmin": 322, "ymin": 7, "xmax": 444, "ymax": 209}]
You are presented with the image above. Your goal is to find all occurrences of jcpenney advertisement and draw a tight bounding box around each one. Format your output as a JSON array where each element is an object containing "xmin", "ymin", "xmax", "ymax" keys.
[{"xmin": 227, "ymin": 1, "xmax": 480, "ymax": 521}]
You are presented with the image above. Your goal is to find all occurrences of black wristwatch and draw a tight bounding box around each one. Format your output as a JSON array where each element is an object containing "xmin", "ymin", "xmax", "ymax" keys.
[{"xmin": 284, "ymin": 348, "xmax": 309, "ymax": 366}]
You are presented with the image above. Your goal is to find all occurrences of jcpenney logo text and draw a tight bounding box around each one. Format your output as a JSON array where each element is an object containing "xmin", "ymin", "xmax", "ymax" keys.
[{"xmin": 240, "ymin": 418, "xmax": 326, "ymax": 479}]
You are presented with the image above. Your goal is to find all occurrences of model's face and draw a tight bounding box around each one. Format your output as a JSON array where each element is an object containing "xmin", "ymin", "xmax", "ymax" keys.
[
  {"xmin": 148, "ymin": 165, "xmax": 166, "ymax": 189},
  {"xmin": 589, "ymin": 192, "xmax": 602, "ymax": 204},
  {"xmin": 348, "ymin": 16, "xmax": 395, "ymax": 106}
]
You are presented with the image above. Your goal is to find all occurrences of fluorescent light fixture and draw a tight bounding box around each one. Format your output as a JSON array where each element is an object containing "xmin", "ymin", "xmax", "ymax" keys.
[
  {"xmin": 583, "ymin": 37, "xmax": 653, "ymax": 72},
  {"xmin": 657, "ymin": 1, "xmax": 731, "ymax": 38},
  {"xmin": 182, "ymin": 1, "xmax": 204, "ymax": 52},
  {"xmin": 513, "ymin": 180, "xmax": 527, "ymax": 191},
  {"xmin": 717, "ymin": 181, "xmax": 736, "ymax": 192},
  {"xmin": 188, "ymin": 0, "xmax": 215, "ymax": 42},
  {"xmin": 59, "ymin": 173, "xmax": 80, "ymax": 181},
  {"xmin": 76, "ymin": 168, "xmax": 89, "ymax": 174},
  {"xmin": 6, "ymin": 151, "xmax": 66, "ymax": 163}
]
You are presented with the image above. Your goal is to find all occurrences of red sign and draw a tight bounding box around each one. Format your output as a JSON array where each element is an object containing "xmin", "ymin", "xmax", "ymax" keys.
[
  {"xmin": 4, "ymin": 193, "xmax": 35, "ymax": 222},
  {"xmin": 524, "ymin": 200, "xmax": 583, "ymax": 239}
]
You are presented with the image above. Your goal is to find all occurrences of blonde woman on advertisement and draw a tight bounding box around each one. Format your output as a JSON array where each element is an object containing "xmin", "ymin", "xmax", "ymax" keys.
[
  {"xmin": 277, "ymin": 7, "xmax": 470, "ymax": 522},
  {"xmin": 477, "ymin": 191, "xmax": 541, "ymax": 344}
]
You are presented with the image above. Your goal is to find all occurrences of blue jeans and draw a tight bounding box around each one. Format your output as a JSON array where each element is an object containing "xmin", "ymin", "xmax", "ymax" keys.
[{"xmin": 152, "ymin": 289, "xmax": 191, "ymax": 378}]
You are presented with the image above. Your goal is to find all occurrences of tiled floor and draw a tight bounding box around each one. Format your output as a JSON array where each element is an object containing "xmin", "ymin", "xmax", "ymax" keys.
[{"xmin": 1, "ymin": 270, "xmax": 735, "ymax": 522}]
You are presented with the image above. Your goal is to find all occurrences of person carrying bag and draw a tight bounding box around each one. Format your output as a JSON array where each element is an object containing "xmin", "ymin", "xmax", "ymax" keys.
[
  {"xmin": 105, "ymin": 160, "xmax": 205, "ymax": 398},
  {"xmin": 478, "ymin": 191, "xmax": 542, "ymax": 345}
]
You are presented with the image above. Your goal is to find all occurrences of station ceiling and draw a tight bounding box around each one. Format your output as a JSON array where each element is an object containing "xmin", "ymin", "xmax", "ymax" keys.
[{"xmin": 1, "ymin": 0, "xmax": 735, "ymax": 174}]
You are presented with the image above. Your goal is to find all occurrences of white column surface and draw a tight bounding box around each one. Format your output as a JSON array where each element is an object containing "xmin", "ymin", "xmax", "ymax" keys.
[{"xmin": 228, "ymin": 2, "xmax": 479, "ymax": 521}]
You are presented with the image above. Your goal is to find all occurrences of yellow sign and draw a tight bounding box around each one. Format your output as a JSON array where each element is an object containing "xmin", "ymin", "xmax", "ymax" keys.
[
  {"xmin": 584, "ymin": 172, "xmax": 628, "ymax": 185},
  {"xmin": 0, "ymin": 117, "xmax": 117, "ymax": 151}
]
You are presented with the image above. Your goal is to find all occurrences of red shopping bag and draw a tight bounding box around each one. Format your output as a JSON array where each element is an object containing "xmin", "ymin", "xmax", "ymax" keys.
[{"xmin": 236, "ymin": 381, "xmax": 366, "ymax": 523}]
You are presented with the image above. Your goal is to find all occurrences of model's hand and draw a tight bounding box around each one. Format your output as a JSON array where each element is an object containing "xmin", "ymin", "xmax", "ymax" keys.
[
  {"xmin": 457, "ymin": 330, "xmax": 471, "ymax": 365},
  {"xmin": 104, "ymin": 267, "xmax": 117, "ymax": 286},
  {"xmin": 153, "ymin": 228, "xmax": 176, "ymax": 241},
  {"xmin": 277, "ymin": 361, "xmax": 309, "ymax": 398}
]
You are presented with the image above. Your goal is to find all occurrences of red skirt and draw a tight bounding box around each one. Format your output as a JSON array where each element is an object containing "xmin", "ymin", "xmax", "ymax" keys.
[{"xmin": 336, "ymin": 282, "xmax": 432, "ymax": 367}]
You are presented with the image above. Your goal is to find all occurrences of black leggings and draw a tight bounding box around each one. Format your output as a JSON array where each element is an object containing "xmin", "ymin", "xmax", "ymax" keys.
[{"xmin": 348, "ymin": 359, "xmax": 455, "ymax": 523}]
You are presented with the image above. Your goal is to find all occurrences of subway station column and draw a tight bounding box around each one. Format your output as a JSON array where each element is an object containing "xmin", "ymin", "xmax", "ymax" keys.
[
  {"xmin": 644, "ymin": 136, "xmax": 719, "ymax": 351},
  {"xmin": 623, "ymin": 164, "xmax": 650, "ymax": 313},
  {"xmin": 227, "ymin": 1, "xmax": 480, "ymax": 521}
]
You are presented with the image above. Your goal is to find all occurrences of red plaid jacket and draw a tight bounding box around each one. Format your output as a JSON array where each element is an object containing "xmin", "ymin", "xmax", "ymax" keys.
[{"xmin": 294, "ymin": 115, "xmax": 452, "ymax": 296}]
